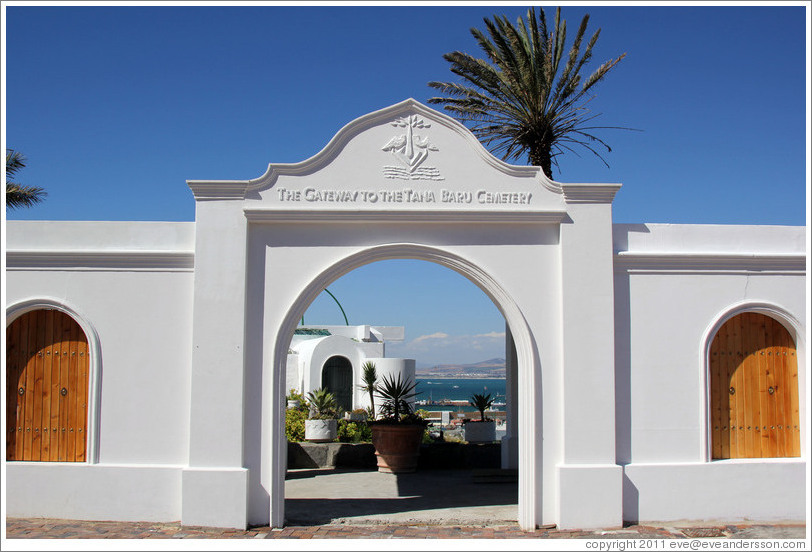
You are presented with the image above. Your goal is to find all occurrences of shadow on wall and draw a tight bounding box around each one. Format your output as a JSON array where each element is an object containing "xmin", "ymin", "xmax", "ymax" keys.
[
  {"xmin": 614, "ymin": 268, "xmax": 632, "ymax": 467},
  {"xmin": 612, "ymin": 224, "xmax": 652, "ymax": 252},
  {"xmin": 623, "ymin": 472, "xmax": 640, "ymax": 524}
]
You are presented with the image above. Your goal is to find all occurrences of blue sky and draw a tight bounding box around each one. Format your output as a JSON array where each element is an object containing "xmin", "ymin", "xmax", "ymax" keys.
[{"xmin": 3, "ymin": 2, "xmax": 809, "ymax": 366}]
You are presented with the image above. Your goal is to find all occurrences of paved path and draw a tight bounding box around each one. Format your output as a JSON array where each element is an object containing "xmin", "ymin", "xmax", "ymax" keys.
[
  {"xmin": 4, "ymin": 469, "xmax": 808, "ymax": 541},
  {"xmin": 284, "ymin": 467, "xmax": 517, "ymax": 525},
  {"xmin": 4, "ymin": 517, "xmax": 807, "ymax": 540}
]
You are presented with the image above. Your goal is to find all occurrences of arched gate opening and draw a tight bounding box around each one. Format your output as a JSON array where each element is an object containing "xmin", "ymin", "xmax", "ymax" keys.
[{"xmin": 266, "ymin": 244, "xmax": 541, "ymax": 530}]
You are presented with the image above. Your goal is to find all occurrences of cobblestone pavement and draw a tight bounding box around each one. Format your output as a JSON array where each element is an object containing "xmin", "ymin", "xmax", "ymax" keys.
[{"xmin": 4, "ymin": 518, "xmax": 807, "ymax": 540}]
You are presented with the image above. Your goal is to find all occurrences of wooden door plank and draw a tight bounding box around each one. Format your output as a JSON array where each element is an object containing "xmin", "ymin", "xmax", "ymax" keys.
[
  {"xmin": 761, "ymin": 315, "xmax": 781, "ymax": 458},
  {"xmin": 734, "ymin": 313, "xmax": 745, "ymax": 459},
  {"xmin": 75, "ymin": 327, "xmax": 89, "ymax": 462},
  {"xmin": 30, "ymin": 310, "xmax": 51, "ymax": 462},
  {"xmin": 765, "ymin": 317, "xmax": 780, "ymax": 457},
  {"xmin": 788, "ymin": 334, "xmax": 800, "ymax": 457},
  {"xmin": 42, "ymin": 311, "xmax": 56, "ymax": 461},
  {"xmin": 78, "ymin": 328, "xmax": 90, "ymax": 462},
  {"xmin": 783, "ymin": 321, "xmax": 799, "ymax": 457},
  {"xmin": 743, "ymin": 313, "xmax": 764, "ymax": 458},
  {"xmin": 778, "ymin": 323, "xmax": 800, "ymax": 457},
  {"xmin": 720, "ymin": 316, "xmax": 734, "ymax": 459},
  {"xmin": 719, "ymin": 317, "xmax": 733, "ymax": 459},
  {"xmin": 32, "ymin": 310, "xmax": 49, "ymax": 461},
  {"xmin": 58, "ymin": 318, "xmax": 73, "ymax": 462},
  {"xmin": 15, "ymin": 313, "xmax": 32, "ymax": 461},
  {"xmin": 745, "ymin": 312, "xmax": 759, "ymax": 458},
  {"xmin": 745, "ymin": 313, "xmax": 761, "ymax": 458},
  {"xmin": 6, "ymin": 318, "xmax": 22, "ymax": 461},
  {"xmin": 66, "ymin": 317, "xmax": 77, "ymax": 463},
  {"xmin": 770, "ymin": 318, "xmax": 787, "ymax": 456},
  {"xmin": 710, "ymin": 330, "xmax": 722, "ymax": 459},
  {"xmin": 50, "ymin": 312, "xmax": 68, "ymax": 461},
  {"xmin": 774, "ymin": 328, "xmax": 787, "ymax": 455},
  {"xmin": 52, "ymin": 314, "xmax": 69, "ymax": 460},
  {"xmin": 23, "ymin": 311, "xmax": 42, "ymax": 461},
  {"xmin": 772, "ymin": 318, "xmax": 785, "ymax": 456},
  {"xmin": 732, "ymin": 313, "xmax": 746, "ymax": 458}
]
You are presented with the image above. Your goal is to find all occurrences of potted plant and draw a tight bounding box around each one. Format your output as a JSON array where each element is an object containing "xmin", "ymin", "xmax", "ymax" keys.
[
  {"xmin": 304, "ymin": 388, "xmax": 339, "ymax": 442},
  {"xmin": 369, "ymin": 373, "xmax": 427, "ymax": 473},
  {"xmin": 286, "ymin": 389, "xmax": 305, "ymax": 410},
  {"xmin": 346, "ymin": 408, "xmax": 368, "ymax": 422},
  {"xmin": 464, "ymin": 392, "xmax": 496, "ymax": 443},
  {"xmin": 358, "ymin": 361, "xmax": 378, "ymax": 420}
]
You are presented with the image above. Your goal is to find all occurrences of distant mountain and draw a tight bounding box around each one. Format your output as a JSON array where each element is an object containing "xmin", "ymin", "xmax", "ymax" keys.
[{"xmin": 416, "ymin": 357, "xmax": 506, "ymax": 378}]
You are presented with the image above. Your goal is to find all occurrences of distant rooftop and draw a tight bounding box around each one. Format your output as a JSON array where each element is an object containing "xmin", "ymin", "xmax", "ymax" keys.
[{"xmin": 294, "ymin": 328, "xmax": 331, "ymax": 336}]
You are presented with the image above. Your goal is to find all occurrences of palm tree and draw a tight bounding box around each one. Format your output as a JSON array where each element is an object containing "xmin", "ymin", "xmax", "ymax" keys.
[
  {"xmin": 427, "ymin": 6, "xmax": 628, "ymax": 179},
  {"xmin": 6, "ymin": 149, "xmax": 47, "ymax": 209},
  {"xmin": 468, "ymin": 393, "xmax": 495, "ymax": 422},
  {"xmin": 358, "ymin": 361, "xmax": 378, "ymax": 419}
]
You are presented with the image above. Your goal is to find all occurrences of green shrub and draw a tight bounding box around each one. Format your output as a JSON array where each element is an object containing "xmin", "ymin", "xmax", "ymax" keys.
[
  {"xmin": 286, "ymin": 389, "xmax": 307, "ymax": 408},
  {"xmin": 337, "ymin": 419, "xmax": 372, "ymax": 443},
  {"xmin": 285, "ymin": 407, "xmax": 307, "ymax": 442}
]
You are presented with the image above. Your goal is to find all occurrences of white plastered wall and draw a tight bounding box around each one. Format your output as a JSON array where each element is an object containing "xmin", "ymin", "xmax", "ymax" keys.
[
  {"xmin": 4, "ymin": 100, "xmax": 806, "ymax": 531},
  {"xmin": 613, "ymin": 223, "xmax": 807, "ymax": 523},
  {"xmin": 4, "ymin": 221, "xmax": 195, "ymax": 521}
]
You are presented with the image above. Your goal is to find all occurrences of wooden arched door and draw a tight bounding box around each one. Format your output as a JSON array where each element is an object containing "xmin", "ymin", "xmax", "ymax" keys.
[
  {"xmin": 321, "ymin": 356, "xmax": 353, "ymax": 413},
  {"xmin": 6, "ymin": 309, "xmax": 90, "ymax": 462},
  {"xmin": 710, "ymin": 312, "xmax": 800, "ymax": 459}
]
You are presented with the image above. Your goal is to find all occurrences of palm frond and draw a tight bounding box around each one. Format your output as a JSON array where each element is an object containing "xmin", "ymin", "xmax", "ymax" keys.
[
  {"xmin": 6, "ymin": 149, "xmax": 47, "ymax": 210},
  {"xmin": 6, "ymin": 149, "xmax": 26, "ymax": 177},
  {"xmin": 427, "ymin": 6, "xmax": 631, "ymax": 177}
]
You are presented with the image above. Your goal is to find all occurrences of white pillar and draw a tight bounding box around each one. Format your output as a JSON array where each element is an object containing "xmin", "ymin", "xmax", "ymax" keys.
[
  {"xmin": 182, "ymin": 184, "xmax": 250, "ymax": 529},
  {"xmin": 556, "ymin": 183, "xmax": 623, "ymax": 529},
  {"xmin": 501, "ymin": 322, "xmax": 519, "ymax": 469}
]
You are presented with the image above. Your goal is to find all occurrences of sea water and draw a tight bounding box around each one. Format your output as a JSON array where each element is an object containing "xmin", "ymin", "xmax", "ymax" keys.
[{"xmin": 415, "ymin": 378, "xmax": 506, "ymax": 412}]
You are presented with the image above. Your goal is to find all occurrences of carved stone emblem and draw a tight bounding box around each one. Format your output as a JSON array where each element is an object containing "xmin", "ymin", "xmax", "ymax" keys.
[{"xmin": 381, "ymin": 115, "xmax": 444, "ymax": 180}]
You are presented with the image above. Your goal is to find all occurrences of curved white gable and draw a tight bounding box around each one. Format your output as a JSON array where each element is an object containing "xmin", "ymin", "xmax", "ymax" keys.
[{"xmin": 241, "ymin": 98, "xmax": 565, "ymax": 212}]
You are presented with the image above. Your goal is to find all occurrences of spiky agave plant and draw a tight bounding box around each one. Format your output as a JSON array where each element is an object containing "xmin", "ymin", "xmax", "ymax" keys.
[
  {"xmin": 306, "ymin": 388, "xmax": 339, "ymax": 420},
  {"xmin": 358, "ymin": 361, "xmax": 378, "ymax": 419},
  {"xmin": 469, "ymin": 393, "xmax": 495, "ymax": 422},
  {"xmin": 428, "ymin": 6, "xmax": 631, "ymax": 179},
  {"xmin": 375, "ymin": 373, "xmax": 422, "ymax": 424}
]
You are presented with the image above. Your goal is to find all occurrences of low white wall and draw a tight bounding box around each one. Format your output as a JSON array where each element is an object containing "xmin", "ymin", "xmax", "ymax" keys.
[
  {"xmin": 624, "ymin": 461, "xmax": 806, "ymax": 523},
  {"xmin": 5, "ymin": 463, "xmax": 182, "ymax": 521}
]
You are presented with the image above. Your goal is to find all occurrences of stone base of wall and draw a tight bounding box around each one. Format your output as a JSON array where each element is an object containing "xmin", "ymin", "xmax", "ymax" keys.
[
  {"xmin": 287, "ymin": 441, "xmax": 501, "ymax": 470},
  {"xmin": 418, "ymin": 442, "xmax": 501, "ymax": 470},
  {"xmin": 288, "ymin": 442, "xmax": 377, "ymax": 469}
]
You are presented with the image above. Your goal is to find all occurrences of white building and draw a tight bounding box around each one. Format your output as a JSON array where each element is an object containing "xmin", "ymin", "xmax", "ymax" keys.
[
  {"xmin": 4, "ymin": 99, "xmax": 807, "ymax": 531},
  {"xmin": 286, "ymin": 324, "xmax": 414, "ymax": 412}
]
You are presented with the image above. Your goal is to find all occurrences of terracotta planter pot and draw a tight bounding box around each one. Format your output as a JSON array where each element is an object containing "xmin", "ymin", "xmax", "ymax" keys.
[
  {"xmin": 370, "ymin": 424, "xmax": 424, "ymax": 473},
  {"xmin": 464, "ymin": 420, "xmax": 496, "ymax": 443},
  {"xmin": 305, "ymin": 419, "xmax": 337, "ymax": 442}
]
